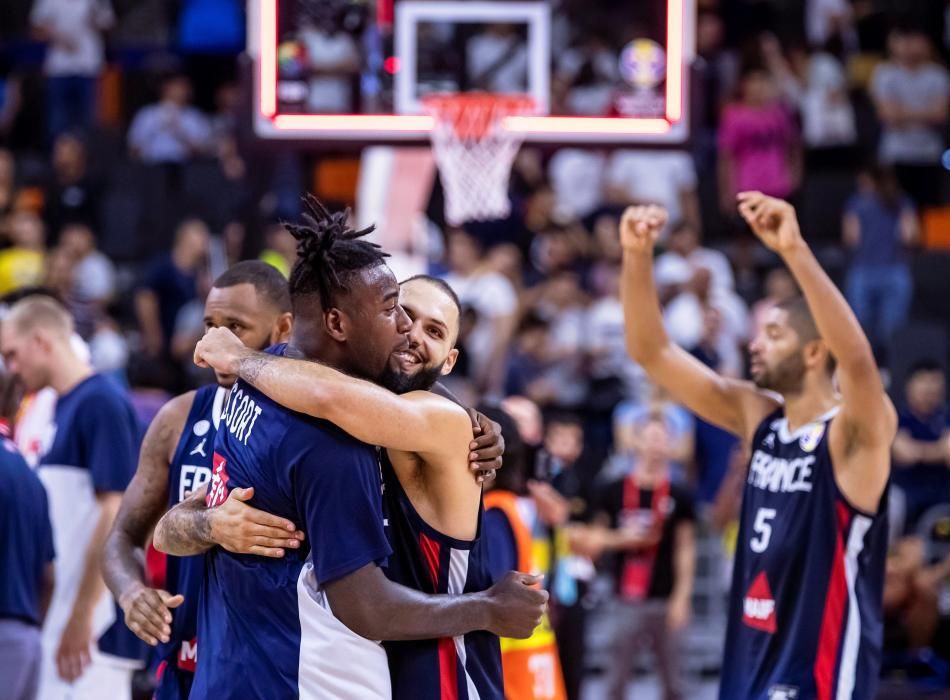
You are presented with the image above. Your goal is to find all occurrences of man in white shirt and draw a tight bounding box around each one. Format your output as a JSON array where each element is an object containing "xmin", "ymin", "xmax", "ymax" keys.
[{"xmin": 30, "ymin": 0, "xmax": 113, "ymax": 141}]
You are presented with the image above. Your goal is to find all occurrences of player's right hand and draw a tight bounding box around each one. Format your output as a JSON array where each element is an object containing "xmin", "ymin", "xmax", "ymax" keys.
[
  {"xmin": 119, "ymin": 583, "xmax": 184, "ymax": 646},
  {"xmin": 620, "ymin": 204, "xmax": 667, "ymax": 254},
  {"xmin": 485, "ymin": 571, "xmax": 548, "ymax": 639},
  {"xmin": 209, "ymin": 486, "xmax": 306, "ymax": 558}
]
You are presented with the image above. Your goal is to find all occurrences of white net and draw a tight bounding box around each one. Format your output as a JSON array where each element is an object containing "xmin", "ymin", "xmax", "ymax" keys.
[{"xmin": 424, "ymin": 94, "xmax": 534, "ymax": 226}]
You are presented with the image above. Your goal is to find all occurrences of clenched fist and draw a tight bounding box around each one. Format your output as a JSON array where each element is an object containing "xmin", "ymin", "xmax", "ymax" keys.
[{"xmin": 620, "ymin": 205, "xmax": 668, "ymax": 254}]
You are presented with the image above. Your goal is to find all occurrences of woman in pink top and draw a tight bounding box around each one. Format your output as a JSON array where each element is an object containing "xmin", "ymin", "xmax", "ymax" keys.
[{"xmin": 717, "ymin": 65, "xmax": 801, "ymax": 214}]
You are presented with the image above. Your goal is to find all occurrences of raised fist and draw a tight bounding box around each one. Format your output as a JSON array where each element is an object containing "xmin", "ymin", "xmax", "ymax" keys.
[{"xmin": 620, "ymin": 205, "xmax": 668, "ymax": 254}]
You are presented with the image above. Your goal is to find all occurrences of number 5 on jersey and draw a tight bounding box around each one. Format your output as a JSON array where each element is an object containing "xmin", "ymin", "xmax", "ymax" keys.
[{"xmin": 750, "ymin": 508, "xmax": 777, "ymax": 553}]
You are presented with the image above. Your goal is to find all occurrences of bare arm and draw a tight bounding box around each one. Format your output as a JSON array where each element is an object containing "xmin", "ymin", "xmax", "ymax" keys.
[
  {"xmin": 619, "ymin": 205, "xmax": 778, "ymax": 441},
  {"xmin": 842, "ymin": 212, "xmax": 860, "ymax": 248},
  {"xmin": 39, "ymin": 563, "xmax": 55, "ymax": 624},
  {"xmin": 103, "ymin": 394, "xmax": 190, "ymax": 645},
  {"xmin": 194, "ymin": 329, "xmax": 473, "ymax": 459},
  {"xmin": 670, "ymin": 521, "xmax": 696, "ymax": 606},
  {"xmin": 73, "ymin": 493, "xmax": 121, "ymax": 624},
  {"xmin": 153, "ymin": 485, "xmax": 304, "ymax": 558},
  {"xmin": 892, "ymin": 429, "xmax": 948, "ymax": 466},
  {"xmin": 325, "ymin": 564, "xmax": 547, "ymax": 641},
  {"xmin": 899, "ymin": 208, "xmax": 920, "ymax": 247},
  {"xmin": 738, "ymin": 193, "xmax": 895, "ymax": 508}
]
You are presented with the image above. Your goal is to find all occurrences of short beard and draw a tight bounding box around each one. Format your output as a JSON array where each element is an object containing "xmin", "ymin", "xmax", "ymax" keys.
[
  {"xmin": 753, "ymin": 351, "xmax": 806, "ymax": 395},
  {"xmin": 379, "ymin": 359, "xmax": 446, "ymax": 394}
]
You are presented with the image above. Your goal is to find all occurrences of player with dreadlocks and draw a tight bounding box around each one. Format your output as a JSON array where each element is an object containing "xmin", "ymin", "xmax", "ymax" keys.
[{"xmin": 153, "ymin": 197, "xmax": 547, "ymax": 699}]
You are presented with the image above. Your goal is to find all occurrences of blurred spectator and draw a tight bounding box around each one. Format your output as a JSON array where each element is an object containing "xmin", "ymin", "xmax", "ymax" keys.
[
  {"xmin": 45, "ymin": 133, "xmax": 100, "ymax": 237},
  {"xmin": 871, "ymin": 28, "xmax": 950, "ymax": 207},
  {"xmin": 134, "ymin": 218, "xmax": 209, "ymax": 357},
  {"xmin": 0, "ymin": 403, "xmax": 55, "ymax": 700},
  {"xmin": 613, "ymin": 384, "xmax": 695, "ymax": 483},
  {"xmin": 842, "ymin": 165, "xmax": 918, "ymax": 358},
  {"xmin": 805, "ymin": 0, "xmax": 855, "ymax": 49},
  {"xmin": 553, "ymin": 35, "xmax": 618, "ymax": 116},
  {"xmin": 751, "ymin": 267, "xmax": 799, "ymax": 333},
  {"xmin": 586, "ymin": 262, "xmax": 645, "ymax": 401},
  {"xmin": 443, "ymin": 228, "xmax": 518, "ymax": 395},
  {"xmin": 762, "ymin": 35, "xmax": 857, "ymax": 150},
  {"xmin": 0, "ymin": 211, "xmax": 46, "ymax": 296},
  {"xmin": 58, "ymin": 222, "xmax": 114, "ymax": 306},
  {"xmin": 585, "ymin": 415, "xmax": 696, "ymax": 700},
  {"xmin": 505, "ymin": 312, "xmax": 551, "ymax": 400},
  {"xmin": 605, "ymin": 150, "xmax": 700, "ymax": 237},
  {"xmin": 467, "ymin": 24, "xmax": 529, "ymax": 94},
  {"xmin": 30, "ymin": 0, "xmax": 114, "ymax": 141},
  {"xmin": 718, "ymin": 65, "xmax": 801, "ymax": 213},
  {"xmin": 529, "ymin": 413, "xmax": 596, "ymax": 700},
  {"xmin": 127, "ymin": 74, "xmax": 213, "ymax": 165},
  {"xmin": 480, "ymin": 403, "xmax": 569, "ymax": 700},
  {"xmin": 548, "ymin": 149, "xmax": 607, "ymax": 220},
  {"xmin": 299, "ymin": 4, "xmax": 361, "ymax": 113},
  {"xmin": 892, "ymin": 360, "xmax": 950, "ymax": 533},
  {"xmin": 259, "ymin": 221, "xmax": 297, "ymax": 278}
]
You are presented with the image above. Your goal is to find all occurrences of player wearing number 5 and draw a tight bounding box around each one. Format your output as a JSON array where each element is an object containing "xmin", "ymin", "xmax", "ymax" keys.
[{"xmin": 620, "ymin": 194, "xmax": 895, "ymax": 700}]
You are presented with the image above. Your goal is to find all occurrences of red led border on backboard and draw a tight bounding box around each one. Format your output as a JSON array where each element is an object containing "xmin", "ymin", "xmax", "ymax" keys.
[{"xmin": 258, "ymin": 0, "xmax": 687, "ymax": 139}]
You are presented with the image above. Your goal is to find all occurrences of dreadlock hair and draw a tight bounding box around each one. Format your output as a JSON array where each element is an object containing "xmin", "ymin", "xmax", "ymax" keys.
[{"xmin": 285, "ymin": 195, "xmax": 389, "ymax": 312}]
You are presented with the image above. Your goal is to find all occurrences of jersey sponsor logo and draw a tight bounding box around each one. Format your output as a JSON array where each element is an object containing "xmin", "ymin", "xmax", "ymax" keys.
[
  {"xmin": 748, "ymin": 451, "xmax": 815, "ymax": 494},
  {"xmin": 190, "ymin": 438, "xmax": 207, "ymax": 457},
  {"xmin": 220, "ymin": 386, "xmax": 263, "ymax": 446},
  {"xmin": 743, "ymin": 571, "xmax": 777, "ymax": 633},
  {"xmin": 763, "ymin": 432, "xmax": 775, "ymax": 449},
  {"xmin": 193, "ymin": 419, "xmax": 211, "ymax": 437},
  {"xmin": 177, "ymin": 637, "xmax": 197, "ymax": 672},
  {"xmin": 768, "ymin": 686, "xmax": 799, "ymax": 700},
  {"xmin": 799, "ymin": 423, "xmax": 824, "ymax": 453},
  {"xmin": 179, "ymin": 464, "xmax": 213, "ymax": 503},
  {"xmin": 206, "ymin": 453, "xmax": 230, "ymax": 507}
]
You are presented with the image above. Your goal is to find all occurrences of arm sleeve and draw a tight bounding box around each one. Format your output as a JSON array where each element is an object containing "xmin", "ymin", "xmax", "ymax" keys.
[
  {"xmin": 483, "ymin": 508, "xmax": 518, "ymax": 581},
  {"xmin": 291, "ymin": 435, "xmax": 392, "ymax": 585},
  {"xmin": 82, "ymin": 390, "xmax": 137, "ymax": 493}
]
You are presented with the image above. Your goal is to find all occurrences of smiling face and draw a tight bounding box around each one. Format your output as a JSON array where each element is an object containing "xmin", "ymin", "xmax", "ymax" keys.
[{"xmin": 382, "ymin": 277, "xmax": 460, "ymax": 393}]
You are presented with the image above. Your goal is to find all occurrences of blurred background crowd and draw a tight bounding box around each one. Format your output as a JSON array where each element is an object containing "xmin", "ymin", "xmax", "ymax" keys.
[{"xmin": 2, "ymin": 0, "xmax": 950, "ymax": 697}]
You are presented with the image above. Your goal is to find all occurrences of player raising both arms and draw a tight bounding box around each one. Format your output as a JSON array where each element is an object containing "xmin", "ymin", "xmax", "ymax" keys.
[{"xmin": 620, "ymin": 194, "xmax": 894, "ymax": 700}]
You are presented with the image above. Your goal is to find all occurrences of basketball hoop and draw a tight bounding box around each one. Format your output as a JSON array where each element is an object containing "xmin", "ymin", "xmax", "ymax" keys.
[{"xmin": 423, "ymin": 93, "xmax": 534, "ymax": 226}]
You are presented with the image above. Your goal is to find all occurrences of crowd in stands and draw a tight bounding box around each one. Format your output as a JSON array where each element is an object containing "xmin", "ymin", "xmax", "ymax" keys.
[{"xmin": 1, "ymin": 0, "xmax": 950, "ymax": 697}]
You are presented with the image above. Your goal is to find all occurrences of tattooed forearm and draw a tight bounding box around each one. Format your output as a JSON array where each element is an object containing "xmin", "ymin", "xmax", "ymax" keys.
[
  {"xmin": 153, "ymin": 489, "xmax": 215, "ymax": 556},
  {"xmin": 238, "ymin": 351, "xmax": 277, "ymax": 386},
  {"xmin": 103, "ymin": 399, "xmax": 185, "ymax": 601}
]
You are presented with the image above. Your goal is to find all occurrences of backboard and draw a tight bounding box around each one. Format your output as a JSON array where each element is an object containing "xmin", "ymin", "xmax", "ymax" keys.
[{"xmin": 249, "ymin": 0, "xmax": 696, "ymax": 145}]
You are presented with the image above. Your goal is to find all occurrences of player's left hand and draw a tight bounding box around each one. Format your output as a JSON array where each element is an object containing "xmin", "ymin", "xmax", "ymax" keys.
[
  {"xmin": 467, "ymin": 409, "xmax": 504, "ymax": 484},
  {"xmin": 667, "ymin": 594, "xmax": 691, "ymax": 633},
  {"xmin": 737, "ymin": 191, "xmax": 805, "ymax": 255},
  {"xmin": 56, "ymin": 612, "xmax": 93, "ymax": 682},
  {"xmin": 194, "ymin": 326, "xmax": 249, "ymax": 375}
]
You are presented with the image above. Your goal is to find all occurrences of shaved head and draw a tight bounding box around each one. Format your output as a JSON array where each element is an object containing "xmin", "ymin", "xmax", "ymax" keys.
[{"xmin": 5, "ymin": 295, "xmax": 73, "ymax": 339}]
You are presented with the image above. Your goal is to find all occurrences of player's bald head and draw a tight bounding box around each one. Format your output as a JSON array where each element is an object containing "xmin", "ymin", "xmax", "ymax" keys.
[{"xmin": 5, "ymin": 295, "xmax": 74, "ymax": 339}]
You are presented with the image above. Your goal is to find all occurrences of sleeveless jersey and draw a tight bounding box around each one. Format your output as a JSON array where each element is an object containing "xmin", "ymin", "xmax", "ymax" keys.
[
  {"xmin": 381, "ymin": 453, "xmax": 503, "ymax": 700},
  {"xmin": 719, "ymin": 407, "xmax": 888, "ymax": 700},
  {"xmin": 483, "ymin": 490, "xmax": 567, "ymax": 700},
  {"xmin": 154, "ymin": 384, "xmax": 226, "ymax": 699}
]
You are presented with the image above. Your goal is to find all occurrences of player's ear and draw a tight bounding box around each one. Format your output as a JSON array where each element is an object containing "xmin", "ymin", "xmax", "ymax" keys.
[
  {"xmin": 441, "ymin": 348, "xmax": 459, "ymax": 376},
  {"xmin": 271, "ymin": 312, "xmax": 293, "ymax": 344},
  {"xmin": 323, "ymin": 307, "xmax": 347, "ymax": 342},
  {"xmin": 803, "ymin": 339, "xmax": 825, "ymax": 370}
]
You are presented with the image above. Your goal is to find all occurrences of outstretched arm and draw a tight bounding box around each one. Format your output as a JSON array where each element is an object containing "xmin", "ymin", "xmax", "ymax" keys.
[
  {"xmin": 195, "ymin": 328, "xmax": 472, "ymax": 459},
  {"xmin": 620, "ymin": 205, "xmax": 778, "ymax": 441},
  {"xmin": 737, "ymin": 193, "xmax": 895, "ymax": 506},
  {"xmin": 326, "ymin": 565, "xmax": 547, "ymax": 641}
]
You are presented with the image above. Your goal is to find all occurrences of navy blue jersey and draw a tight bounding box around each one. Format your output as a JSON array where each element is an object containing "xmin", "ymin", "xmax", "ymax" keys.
[
  {"xmin": 0, "ymin": 437, "xmax": 54, "ymax": 625},
  {"xmin": 719, "ymin": 408, "xmax": 888, "ymax": 700},
  {"xmin": 191, "ymin": 346, "xmax": 394, "ymax": 700},
  {"xmin": 37, "ymin": 373, "xmax": 144, "ymax": 662},
  {"xmin": 381, "ymin": 453, "xmax": 503, "ymax": 700},
  {"xmin": 154, "ymin": 384, "xmax": 225, "ymax": 699}
]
